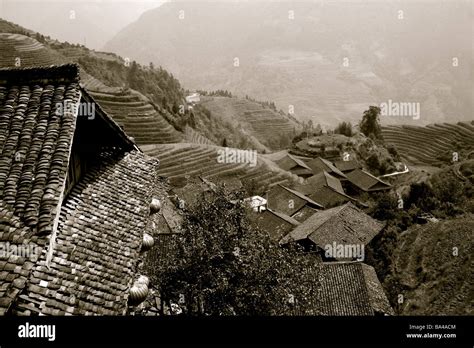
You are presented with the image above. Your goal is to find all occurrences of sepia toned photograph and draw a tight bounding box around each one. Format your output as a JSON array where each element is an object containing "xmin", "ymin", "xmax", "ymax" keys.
[{"xmin": 0, "ymin": 0, "xmax": 472, "ymax": 345}]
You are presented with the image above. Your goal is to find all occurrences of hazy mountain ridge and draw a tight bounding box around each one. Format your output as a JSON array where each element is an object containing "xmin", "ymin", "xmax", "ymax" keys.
[
  {"xmin": 105, "ymin": 0, "xmax": 473, "ymax": 128},
  {"xmin": 1, "ymin": 1, "xmax": 161, "ymax": 49}
]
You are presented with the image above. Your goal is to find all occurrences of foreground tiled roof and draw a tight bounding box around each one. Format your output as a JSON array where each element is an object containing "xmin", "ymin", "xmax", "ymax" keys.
[
  {"xmin": 346, "ymin": 168, "xmax": 391, "ymax": 192},
  {"xmin": 0, "ymin": 203, "xmax": 45, "ymax": 315},
  {"xmin": 0, "ymin": 65, "xmax": 81, "ymax": 314},
  {"xmin": 13, "ymin": 150, "xmax": 159, "ymax": 315},
  {"xmin": 319, "ymin": 262, "xmax": 394, "ymax": 315},
  {"xmin": 0, "ymin": 64, "xmax": 80, "ymax": 233},
  {"xmin": 280, "ymin": 202, "xmax": 385, "ymax": 248}
]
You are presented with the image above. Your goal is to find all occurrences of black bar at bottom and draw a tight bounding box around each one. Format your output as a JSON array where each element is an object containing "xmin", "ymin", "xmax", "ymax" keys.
[{"xmin": 0, "ymin": 316, "xmax": 472, "ymax": 346}]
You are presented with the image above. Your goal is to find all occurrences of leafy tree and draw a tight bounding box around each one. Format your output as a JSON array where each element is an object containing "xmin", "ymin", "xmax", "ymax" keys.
[
  {"xmin": 387, "ymin": 144, "xmax": 400, "ymax": 161},
  {"xmin": 334, "ymin": 121, "xmax": 353, "ymax": 137},
  {"xmin": 371, "ymin": 193, "xmax": 399, "ymax": 221},
  {"xmin": 360, "ymin": 106, "xmax": 382, "ymax": 140},
  {"xmin": 147, "ymin": 187, "xmax": 321, "ymax": 315},
  {"xmin": 366, "ymin": 153, "xmax": 381, "ymax": 174}
]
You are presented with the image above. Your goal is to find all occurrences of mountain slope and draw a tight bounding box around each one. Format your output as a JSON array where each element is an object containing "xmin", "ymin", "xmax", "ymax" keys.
[
  {"xmin": 200, "ymin": 96, "xmax": 300, "ymax": 150},
  {"xmin": 382, "ymin": 122, "xmax": 474, "ymax": 166},
  {"xmin": 390, "ymin": 218, "xmax": 473, "ymax": 315},
  {"xmin": 105, "ymin": 0, "xmax": 473, "ymax": 127}
]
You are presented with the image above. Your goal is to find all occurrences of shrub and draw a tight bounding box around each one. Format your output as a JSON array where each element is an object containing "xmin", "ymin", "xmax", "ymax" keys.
[
  {"xmin": 147, "ymin": 187, "xmax": 322, "ymax": 315},
  {"xmin": 334, "ymin": 121, "xmax": 353, "ymax": 137}
]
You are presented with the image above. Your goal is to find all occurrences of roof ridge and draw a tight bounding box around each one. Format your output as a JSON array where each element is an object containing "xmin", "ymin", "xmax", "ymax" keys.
[
  {"xmin": 278, "ymin": 184, "xmax": 323, "ymax": 208},
  {"xmin": 287, "ymin": 153, "xmax": 311, "ymax": 170},
  {"xmin": 267, "ymin": 208, "xmax": 300, "ymax": 226},
  {"xmin": 0, "ymin": 64, "xmax": 80, "ymax": 85},
  {"xmin": 359, "ymin": 168, "xmax": 390, "ymax": 185},
  {"xmin": 314, "ymin": 202, "xmax": 350, "ymax": 232}
]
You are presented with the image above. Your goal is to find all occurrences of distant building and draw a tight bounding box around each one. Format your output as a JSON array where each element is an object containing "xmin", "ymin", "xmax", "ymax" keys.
[
  {"xmin": 345, "ymin": 168, "xmax": 391, "ymax": 192},
  {"xmin": 334, "ymin": 159, "xmax": 362, "ymax": 174},
  {"xmin": 275, "ymin": 153, "xmax": 313, "ymax": 178},
  {"xmin": 306, "ymin": 157, "xmax": 347, "ymax": 180},
  {"xmin": 280, "ymin": 202, "xmax": 385, "ymax": 261},
  {"xmin": 295, "ymin": 171, "xmax": 365, "ymax": 209},
  {"xmin": 244, "ymin": 195, "xmax": 267, "ymax": 212},
  {"xmin": 296, "ymin": 171, "xmax": 345, "ymax": 196},
  {"xmin": 185, "ymin": 92, "xmax": 200, "ymax": 104},
  {"xmin": 290, "ymin": 205, "xmax": 319, "ymax": 223},
  {"xmin": 310, "ymin": 186, "xmax": 356, "ymax": 209},
  {"xmin": 254, "ymin": 209, "xmax": 300, "ymax": 241},
  {"xmin": 267, "ymin": 184, "xmax": 323, "ymax": 217}
]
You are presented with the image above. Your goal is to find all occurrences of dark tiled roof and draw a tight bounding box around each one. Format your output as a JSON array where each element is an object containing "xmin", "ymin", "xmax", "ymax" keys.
[
  {"xmin": 297, "ymin": 171, "xmax": 344, "ymax": 196},
  {"xmin": 278, "ymin": 185, "xmax": 324, "ymax": 209},
  {"xmin": 13, "ymin": 150, "xmax": 159, "ymax": 315},
  {"xmin": 170, "ymin": 176, "xmax": 216, "ymax": 210},
  {"xmin": 267, "ymin": 209, "xmax": 300, "ymax": 226},
  {"xmin": 334, "ymin": 159, "xmax": 362, "ymax": 173},
  {"xmin": 361, "ymin": 263, "xmax": 395, "ymax": 315},
  {"xmin": 319, "ymin": 262, "xmax": 393, "ymax": 315},
  {"xmin": 291, "ymin": 205, "xmax": 318, "ymax": 223},
  {"xmin": 0, "ymin": 64, "xmax": 80, "ymax": 233},
  {"xmin": 255, "ymin": 209, "xmax": 300, "ymax": 241},
  {"xmin": 280, "ymin": 202, "xmax": 385, "ymax": 248},
  {"xmin": 0, "ymin": 64, "xmax": 165, "ymax": 316},
  {"xmin": 0, "ymin": 202, "xmax": 45, "ymax": 315},
  {"xmin": 306, "ymin": 157, "xmax": 346, "ymax": 179},
  {"xmin": 308, "ymin": 186, "xmax": 351, "ymax": 208},
  {"xmin": 276, "ymin": 154, "xmax": 312, "ymax": 171},
  {"xmin": 346, "ymin": 168, "xmax": 391, "ymax": 192}
]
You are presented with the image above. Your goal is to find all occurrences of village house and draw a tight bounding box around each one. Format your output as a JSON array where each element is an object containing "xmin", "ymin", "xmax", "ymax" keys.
[
  {"xmin": 296, "ymin": 170, "xmax": 345, "ymax": 196},
  {"xmin": 254, "ymin": 209, "xmax": 300, "ymax": 241},
  {"xmin": 280, "ymin": 202, "xmax": 385, "ymax": 261},
  {"xmin": 0, "ymin": 64, "xmax": 173, "ymax": 315},
  {"xmin": 345, "ymin": 168, "xmax": 392, "ymax": 193},
  {"xmin": 309, "ymin": 186, "xmax": 364, "ymax": 209},
  {"xmin": 275, "ymin": 153, "xmax": 313, "ymax": 178},
  {"xmin": 294, "ymin": 171, "xmax": 364, "ymax": 209},
  {"xmin": 267, "ymin": 184, "xmax": 323, "ymax": 219},
  {"xmin": 334, "ymin": 159, "xmax": 362, "ymax": 174},
  {"xmin": 318, "ymin": 262, "xmax": 394, "ymax": 315},
  {"xmin": 185, "ymin": 92, "xmax": 200, "ymax": 105},
  {"xmin": 306, "ymin": 157, "xmax": 347, "ymax": 180}
]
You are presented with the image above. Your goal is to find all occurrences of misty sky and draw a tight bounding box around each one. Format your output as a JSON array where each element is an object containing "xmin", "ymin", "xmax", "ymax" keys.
[{"xmin": 0, "ymin": 0, "xmax": 165, "ymax": 49}]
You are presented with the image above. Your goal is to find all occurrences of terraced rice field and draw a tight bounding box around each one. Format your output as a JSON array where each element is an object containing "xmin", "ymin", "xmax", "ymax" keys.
[
  {"xmin": 0, "ymin": 33, "xmax": 68, "ymax": 68},
  {"xmin": 142, "ymin": 143, "xmax": 298, "ymax": 193},
  {"xmin": 0, "ymin": 19, "xmax": 33, "ymax": 36},
  {"xmin": 80, "ymin": 71, "xmax": 121, "ymax": 94},
  {"xmin": 89, "ymin": 90, "xmax": 183, "ymax": 145},
  {"xmin": 382, "ymin": 121, "xmax": 474, "ymax": 165},
  {"xmin": 201, "ymin": 97, "xmax": 298, "ymax": 148},
  {"xmin": 183, "ymin": 125, "xmax": 215, "ymax": 145},
  {"xmin": 392, "ymin": 218, "xmax": 473, "ymax": 315},
  {"xmin": 55, "ymin": 47, "xmax": 88, "ymax": 61}
]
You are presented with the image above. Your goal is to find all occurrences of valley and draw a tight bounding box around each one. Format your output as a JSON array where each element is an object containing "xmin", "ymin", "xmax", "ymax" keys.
[{"xmin": 0, "ymin": 3, "xmax": 472, "ymax": 320}]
